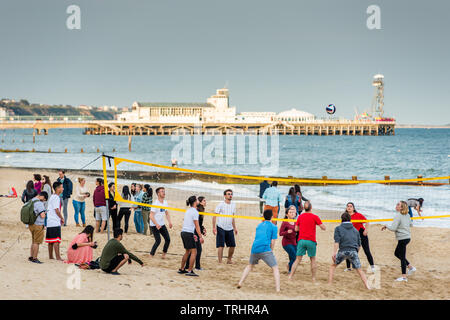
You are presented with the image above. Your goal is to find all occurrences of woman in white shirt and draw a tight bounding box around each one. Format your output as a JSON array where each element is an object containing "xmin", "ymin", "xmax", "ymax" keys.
[{"xmin": 72, "ymin": 178, "xmax": 89, "ymax": 227}]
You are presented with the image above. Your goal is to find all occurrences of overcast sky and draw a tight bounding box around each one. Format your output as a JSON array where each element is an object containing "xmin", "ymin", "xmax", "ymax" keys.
[{"xmin": 0, "ymin": 0, "xmax": 449, "ymax": 124}]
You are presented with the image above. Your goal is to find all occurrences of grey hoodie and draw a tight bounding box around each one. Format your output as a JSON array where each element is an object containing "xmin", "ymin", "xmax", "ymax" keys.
[
  {"xmin": 387, "ymin": 212, "xmax": 412, "ymax": 240},
  {"xmin": 334, "ymin": 222, "xmax": 361, "ymax": 252}
]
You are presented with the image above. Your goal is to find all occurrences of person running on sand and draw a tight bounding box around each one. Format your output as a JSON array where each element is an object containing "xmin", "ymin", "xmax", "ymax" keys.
[
  {"xmin": 237, "ymin": 209, "xmax": 280, "ymax": 292},
  {"xmin": 328, "ymin": 212, "xmax": 371, "ymax": 290},
  {"xmin": 178, "ymin": 196, "xmax": 204, "ymax": 276},
  {"xmin": 213, "ymin": 189, "xmax": 237, "ymax": 264},
  {"xmin": 65, "ymin": 225, "xmax": 97, "ymax": 264},
  {"xmin": 149, "ymin": 187, "xmax": 172, "ymax": 258},
  {"xmin": 46, "ymin": 181, "xmax": 65, "ymax": 261},
  {"xmin": 279, "ymin": 205, "xmax": 297, "ymax": 273},
  {"xmin": 28, "ymin": 191, "xmax": 48, "ymax": 264},
  {"xmin": 288, "ymin": 201, "xmax": 326, "ymax": 282},
  {"xmin": 381, "ymin": 201, "xmax": 416, "ymax": 282},
  {"xmin": 344, "ymin": 202, "xmax": 376, "ymax": 272},
  {"xmin": 100, "ymin": 228, "xmax": 144, "ymax": 275}
]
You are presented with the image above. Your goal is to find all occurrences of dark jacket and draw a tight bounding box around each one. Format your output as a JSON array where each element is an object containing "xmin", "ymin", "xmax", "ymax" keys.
[
  {"xmin": 259, "ymin": 181, "xmax": 270, "ymax": 198},
  {"xmin": 21, "ymin": 189, "xmax": 37, "ymax": 203},
  {"xmin": 197, "ymin": 204, "xmax": 205, "ymax": 234},
  {"xmin": 57, "ymin": 176, "xmax": 73, "ymax": 200},
  {"xmin": 334, "ymin": 222, "xmax": 361, "ymax": 252},
  {"xmin": 93, "ymin": 185, "xmax": 106, "ymax": 207}
]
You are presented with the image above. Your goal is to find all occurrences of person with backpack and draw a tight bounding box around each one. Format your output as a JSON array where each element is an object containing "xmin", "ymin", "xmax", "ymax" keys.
[{"xmin": 23, "ymin": 191, "xmax": 48, "ymax": 264}]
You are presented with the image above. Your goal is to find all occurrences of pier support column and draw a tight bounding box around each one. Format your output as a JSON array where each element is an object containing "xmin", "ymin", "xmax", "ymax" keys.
[{"xmin": 128, "ymin": 135, "xmax": 132, "ymax": 152}]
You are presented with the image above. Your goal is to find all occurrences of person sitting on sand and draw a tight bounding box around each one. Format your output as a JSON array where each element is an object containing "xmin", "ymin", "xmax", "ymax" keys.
[
  {"xmin": 100, "ymin": 228, "xmax": 144, "ymax": 275},
  {"xmin": 288, "ymin": 201, "xmax": 326, "ymax": 283},
  {"xmin": 178, "ymin": 196, "xmax": 204, "ymax": 277},
  {"xmin": 237, "ymin": 209, "xmax": 280, "ymax": 292},
  {"xmin": 381, "ymin": 201, "xmax": 416, "ymax": 282},
  {"xmin": 46, "ymin": 181, "xmax": 65, "ymax": 261},
  {"xmin": 65, "ymin": 225, "xmax": 97, "ymax": 264},
  {"xmin": 213, "ymin": 189, "xmax": 238, "ymax": 264},
  {"xmin": 28, "ymin": 191, "xmax": 48, "ymax": 264},
  {"xmin": 328, "ymin": 212, "xmax": 371, "ymax": 290}
]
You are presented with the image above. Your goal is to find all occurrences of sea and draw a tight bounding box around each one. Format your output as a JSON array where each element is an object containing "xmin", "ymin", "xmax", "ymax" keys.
[{"xmin": 1, "ymin": 128, "xmax": 449, "ymax": 228}]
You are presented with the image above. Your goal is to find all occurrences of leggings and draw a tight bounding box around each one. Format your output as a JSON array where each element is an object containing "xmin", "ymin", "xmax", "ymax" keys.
[
  {"xmin": 185, "ymin": 230, "xmax": 202, "ymax": 269},
  {"xmin": 283, "ymin": 244, "xmax": 297, "ymax": 272},
  {"xmin": 346, "ymin": 228, "xmax": 374, "ymax": 268},
  {"xmin": 150, "ymin": 225, "xmax": 171, "ymax": 255},
  {"xmin": 394, "ymin": 239, "xmax": 410, "ymax": 274},
  {"xmin": 117, "ymin": 208, "xmax": 131, "ymax": 233},
  {"xmin": 109, "ymin": 208, "xmax": 118, "ymax": 231}
]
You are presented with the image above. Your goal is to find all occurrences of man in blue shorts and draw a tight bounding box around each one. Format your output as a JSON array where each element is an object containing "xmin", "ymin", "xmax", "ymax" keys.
[{"xmin": 237, "ymin": 209, "xmax": 280, "ymax": 292}]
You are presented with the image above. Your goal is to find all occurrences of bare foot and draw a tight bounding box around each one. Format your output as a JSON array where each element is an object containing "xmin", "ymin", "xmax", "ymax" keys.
[
  {"xmin": 237, "ymin": 284, "xmax": 241, "ymax": 289},
  {"xmin": 149, "ymin": 254, "xmax": 154, "ymax": 258},
  {"xmin": 161, "ymin": 253, "xmax": 166, "ymax": 259},
  {"xmin": 227, "ymin": 260, "xmax": 233, "ymax": 264}
]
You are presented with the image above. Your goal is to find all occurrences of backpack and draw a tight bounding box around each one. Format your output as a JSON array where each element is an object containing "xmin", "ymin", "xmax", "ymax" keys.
[{"xmin": 20, "ymin": 199, "xmax": 38, "ymax": 225}]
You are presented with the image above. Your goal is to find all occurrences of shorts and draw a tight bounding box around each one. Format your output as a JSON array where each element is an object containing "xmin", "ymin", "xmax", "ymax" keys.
[
  {"xmin": 102, "ymin": 254, "xmax": 126, "ymax": 273},
  {"xmin": 216, "ymin": 226, "xmax": 236, "ymax": 248},
  {"xmin": 94, "ymin": 206, "xmax": 108, "ymax": 220},
  {"xmin": 181, "ymin": 232, "xmax": 196, "ymax": 250},
  {"xmin": 249, "ymin": 251, "xmax": 278, "ymax": 268},
  {"xmin": 29, "ymin": 224, "xmax": 45, "ymax": 244},
  {"xmin": 296, "ymin": 239, "xmax": 317, "ymax": 257},
  {"xmin": 263, "ymin": 205, "xmax": 278, "ymax": 220},
  {"xmin": 335, "ymin": 250, "xmax": 361, "ymax": 269},
  {"xmin": 45, "ymin": 226, "xmax": 61, "ymax": 243}
]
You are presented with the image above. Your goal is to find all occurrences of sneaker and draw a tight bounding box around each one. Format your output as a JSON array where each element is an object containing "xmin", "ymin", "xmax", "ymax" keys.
[
  {"xmin": 344, "ymin": 268, "xmax": 353, "ymax": 272},
  {"xmin": 195, "ymin": 267, "xmax": 204, "ymax": 271},
  {"xmin": 177, "ymin": 269, "xmax": 188, "ymax": 274},
  {"xmin": 31, "ymin": 258, "xmax": 43, "ymax": 264},
  {"xmin": 110, "ymin": 271, "xmax": 120, "ymax": 275},
  {"xmin": 407, "ymin": 267, "xmax": 416, "ymax": 275},
  {"xmin": 395, "ymin": 277, "xmax": 407, "ymax": 282},
  {"xmin": 185, "ymin": 271, "xmax": 199, "ymax": 277},
  {"xmin": 28, "ymin": 257, "xmax": 33, "ymax": 262}
]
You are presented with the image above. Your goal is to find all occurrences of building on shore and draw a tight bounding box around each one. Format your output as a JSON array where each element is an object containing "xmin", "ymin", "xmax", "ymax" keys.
[{"xmin": 117, "ymin": 88, "xmax": 317, "ymax": 124}]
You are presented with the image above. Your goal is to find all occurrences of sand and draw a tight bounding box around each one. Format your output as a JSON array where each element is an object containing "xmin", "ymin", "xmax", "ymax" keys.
[{"xmin": 0, "ymin": 167, "xmax": 449, "ymax": 300}]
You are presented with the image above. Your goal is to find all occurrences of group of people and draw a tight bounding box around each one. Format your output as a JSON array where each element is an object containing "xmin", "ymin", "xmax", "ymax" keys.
[{"xmin": 23, "ymin": 174, "xmax": 423, "ymax": 290}]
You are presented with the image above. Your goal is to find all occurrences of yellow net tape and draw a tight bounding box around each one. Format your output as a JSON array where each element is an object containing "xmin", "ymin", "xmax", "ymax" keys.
[{"xmin": 107, "ymin": 156, "xmax": 450, "ymax": 223}]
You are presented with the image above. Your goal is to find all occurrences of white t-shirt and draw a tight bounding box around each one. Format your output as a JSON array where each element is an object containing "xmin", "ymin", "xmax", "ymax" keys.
[
  {"xmin": 215, "ymin": 201, "xmax": 236, "ymax": 231},
  {"xmin": 150, "ymin": 199, "xmax": 168, "ymax": 227},
  {"xmin": 181, "ymin": 207, "xmax": 199, "ymax": 233},
  {"xmin": 47, "ymin": 194, "xmax": 62, "ymax": 227}
]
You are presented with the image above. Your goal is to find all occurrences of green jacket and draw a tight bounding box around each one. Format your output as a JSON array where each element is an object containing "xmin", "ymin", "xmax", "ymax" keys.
[{"xmin": 100, "ymin": 239, "xmax": 143, "ymax": 270}]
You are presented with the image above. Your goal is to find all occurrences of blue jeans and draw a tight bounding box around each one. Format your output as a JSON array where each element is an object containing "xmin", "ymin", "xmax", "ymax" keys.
[
  {"xmin": 134, "ymin": 210, "xmax": 144, "ymax": 234},
  {"xmin": 72, "ymin": 200, "xmax": 86, "ymax": 224},
  {"xmin": 408, "ymin": 207, "xmax": 413, "ymax": 218},
  {"xmin": 283, "ymin": 244, "xmax": 297, "ymax": 272}
]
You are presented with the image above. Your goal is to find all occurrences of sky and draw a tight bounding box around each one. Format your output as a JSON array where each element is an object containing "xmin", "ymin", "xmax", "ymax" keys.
[{"xmin": 0, "ymin": 0, "xmax": 449, "ymax": 125}]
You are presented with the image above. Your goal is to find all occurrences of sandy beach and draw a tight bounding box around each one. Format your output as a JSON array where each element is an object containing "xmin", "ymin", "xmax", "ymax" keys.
[{"xmin": 0, "ymin": 167, "xmax": 449, "ymax": 300}]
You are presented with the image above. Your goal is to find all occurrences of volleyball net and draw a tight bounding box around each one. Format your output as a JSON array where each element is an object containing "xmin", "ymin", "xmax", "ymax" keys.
[{"xmin": 102, "ymin": 155, "xmax": 450, "ymax": 224}]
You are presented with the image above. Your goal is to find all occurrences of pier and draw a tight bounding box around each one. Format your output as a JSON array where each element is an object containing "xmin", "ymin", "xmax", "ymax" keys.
[{"xmin": 0, "ymin": 120, "xmax": 395, "ymax": 136}]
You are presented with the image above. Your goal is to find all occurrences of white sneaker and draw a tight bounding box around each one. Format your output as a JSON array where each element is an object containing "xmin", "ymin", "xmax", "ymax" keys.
[
  {"xmin": 395, "ymin": 277, "xmax": 408, "ymax": 282},
  {"xmin": 344, "ymin": 268, "xmax": 353, "ymax": 272},
  {"xmin": 407, "ymin": 267, "xmax": 416, "ymax": 275}
]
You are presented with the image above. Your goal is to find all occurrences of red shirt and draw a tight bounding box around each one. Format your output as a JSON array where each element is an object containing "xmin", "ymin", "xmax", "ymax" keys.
[
  {"xmin": 296, "ymin": 212, "xmax": 322, "ymax": 243},
  {"xmin": 350, "ymin": 212, "xmax": 367, "ymax": 231},
  {"xmin": 279, "ymin": 221, "xmax": 297, "ymax": 247}
]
